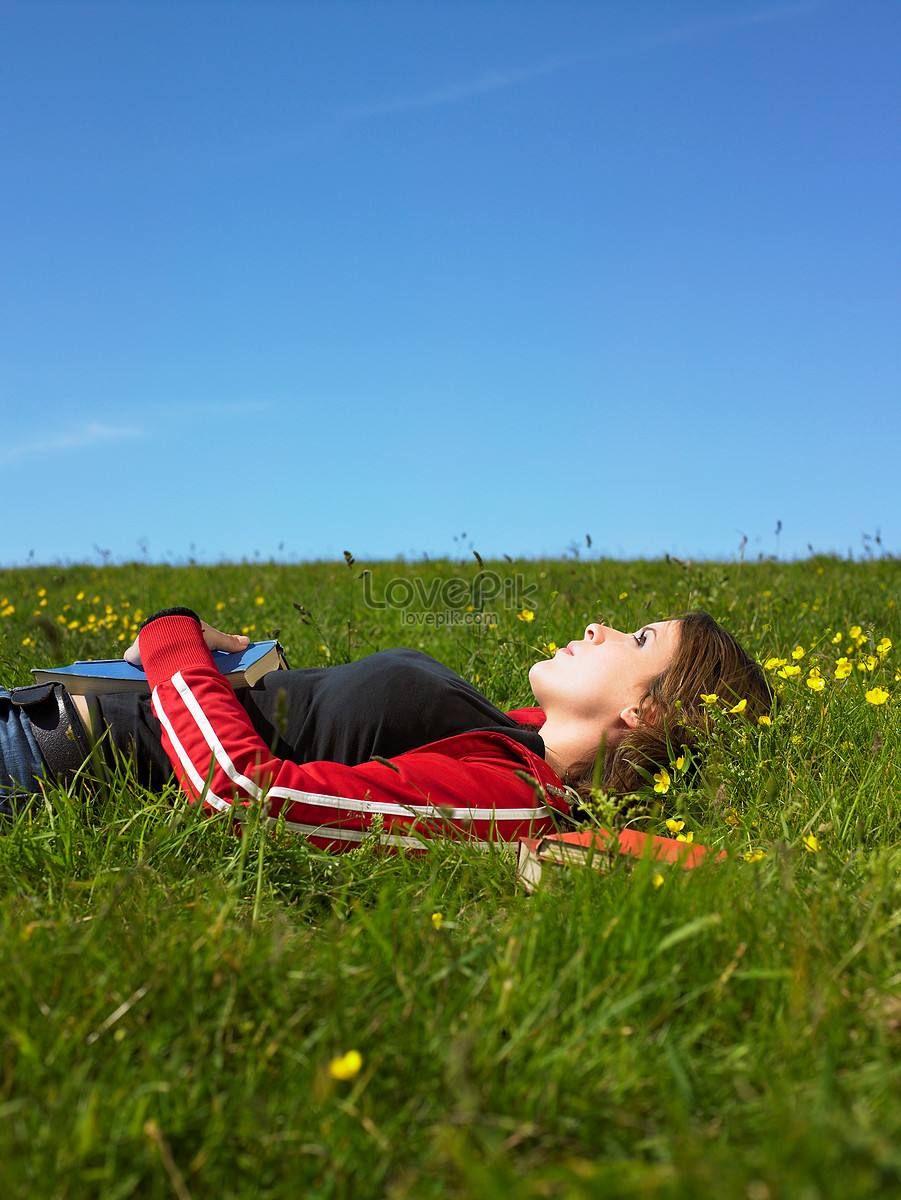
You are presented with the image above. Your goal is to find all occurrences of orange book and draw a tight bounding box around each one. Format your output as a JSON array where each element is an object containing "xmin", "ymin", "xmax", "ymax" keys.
[{"xmin": 517, "ymin": 827, "xmax": 725, "ymax": 892}]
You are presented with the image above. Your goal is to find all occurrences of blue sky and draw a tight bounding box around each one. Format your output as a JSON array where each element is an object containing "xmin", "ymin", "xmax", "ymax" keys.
[{"xmin": 3, "ymin": 0, "xmax": 899, "ymax": 566}]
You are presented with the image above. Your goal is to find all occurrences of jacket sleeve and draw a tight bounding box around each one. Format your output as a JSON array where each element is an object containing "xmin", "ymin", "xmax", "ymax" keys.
[{"xmin": 139, "ymin": 615, "xmax": 565, "ymax": 852}]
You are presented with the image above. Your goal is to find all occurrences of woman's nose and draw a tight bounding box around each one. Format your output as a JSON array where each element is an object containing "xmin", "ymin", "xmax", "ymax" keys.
[{"xmin": 586, "ymin": 623, "xmax": 625, "ymax": 643}]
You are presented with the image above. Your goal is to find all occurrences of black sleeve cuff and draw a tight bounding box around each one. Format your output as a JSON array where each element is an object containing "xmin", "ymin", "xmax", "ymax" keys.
[{"xmin": 139, "ymin": 607, "xmax": 202, "ymax": 631}]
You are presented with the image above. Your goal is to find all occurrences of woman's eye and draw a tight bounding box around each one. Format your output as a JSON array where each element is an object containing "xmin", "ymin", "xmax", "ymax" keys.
[{"xmin": 634, "ymin": 630, "xmax": 648, "ymax": 648}]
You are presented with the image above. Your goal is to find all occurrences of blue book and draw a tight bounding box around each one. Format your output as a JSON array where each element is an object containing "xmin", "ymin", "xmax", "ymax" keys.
[{"xmin": 32, "ymin": 639, "xmax": 288, "ymax": 694}]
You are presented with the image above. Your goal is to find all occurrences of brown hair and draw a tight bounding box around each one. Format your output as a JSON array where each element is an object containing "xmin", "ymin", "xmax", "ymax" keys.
[{"xmin": 563, "ymin": 611, "xmax": 774, "ymax": 800}]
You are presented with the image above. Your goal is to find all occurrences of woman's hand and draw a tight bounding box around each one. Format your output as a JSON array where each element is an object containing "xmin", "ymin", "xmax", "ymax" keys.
[{"xmin": 124, "ymin": 616, "xmax": 250, "ymax": 668}]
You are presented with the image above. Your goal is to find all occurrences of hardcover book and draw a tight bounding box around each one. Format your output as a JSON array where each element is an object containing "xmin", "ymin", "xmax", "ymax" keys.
[
  {"xmin": 32, "ymin": 640, "xmax": 289, "ymax": 695},
  {"xmin": 517, "ymin": 826, "xmax": 725, "ymax": 892}
]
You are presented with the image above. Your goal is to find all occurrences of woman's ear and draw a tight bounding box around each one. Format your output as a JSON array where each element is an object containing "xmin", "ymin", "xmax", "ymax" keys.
[{"xmin": 619, "ymin": 702, "xmax": 642, "ymax": 730}]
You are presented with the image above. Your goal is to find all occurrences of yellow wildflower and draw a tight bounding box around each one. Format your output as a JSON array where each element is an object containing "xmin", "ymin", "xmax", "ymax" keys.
[
  {"xmin": 676, "ymin": 831, "xmax": 694, "ymax": 843},
  {"xmin": 777, "ymin": 664, "xmax": 801, "ymax": 678},
  {"xmin": 764, "ymin": 657, "xmax": 785, "ymax": 671},
  {"xmin": 329, "ymin": 1050, "xmax": 363, "ymax": 1080},
  {"xmin": 652, "ymin": 873, "xmax": 664, "ymax": 889},
  {"xmin": 700, "ymin": 693, "xmax": 719, "ymax": 705},
  {"xmin": 744, "ymin": 850, "xmax": 766, "ymax": 863},
  {"xmin": 431, "ymin": 912, "xmax": 444, "ymax": 930},
  {"xmin": 516, "ymin": 608, "xmax": 535, "ymax": 622},
  {"xmin": 674, "ymin": 755, "xmax": 685, "ymax": 771},
  {"xmin": 802, "ymin": 834, "xmax": 819, "ymax": 853},
  {"xmin": 806, "ymin": 671, "xmax": 825, "ymax": 692},
  {"xmin": 791, "ymin": 645, "xmax": 806, "ymax": 660},
  {"xmin": 665, "ymin": 818, "xmax": 684, "ymax": 834},
  {"xmin": 831, "ymin": 632, "xmax": 842, "ymax": 644},
  {"xmin": 877, "ymin": 637, "xmax": 892, "ymax": 657},
  {"xmin": 544, "ymin": 642, "xmax": 558, "ymax": 655},
  {"xmin": 758, "ymin": 715, "xmax": 772, "ymax": 726},
  {"xmin": 618, "ymin": 591, "xmax": 628, "ymax": 600},
  {"xmin": 849, "ymin": 625, "xmax": 862, "ymax": 640},
  {"xmin": 254, "ymin": 595, "xmax": 265, "ymax": 606},
  {"xmin": 865, "ymin": 687, "xmax": 889, "ymax": 706},
  {"xmin": 728, "ymin": 698, "xmax": 747, "ymax": 713},
  {"xmin": 834, "ymin": 658, "xmax": 852, "ymax": 680},
  {"xmin": 653, "ymin": 769, "xmax": 671, "ymax": 795}
]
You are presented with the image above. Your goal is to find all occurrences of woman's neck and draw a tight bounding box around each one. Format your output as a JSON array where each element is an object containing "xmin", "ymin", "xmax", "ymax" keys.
[{"xmin": 539, "ymin": 716, "xmax": 603, "ymax": 780}]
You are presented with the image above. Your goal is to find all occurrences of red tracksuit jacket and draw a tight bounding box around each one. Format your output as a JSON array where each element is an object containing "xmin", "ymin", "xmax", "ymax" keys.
[{"xmin": 140, "ymin": 615, "xmax": 570, "ymax": 852}]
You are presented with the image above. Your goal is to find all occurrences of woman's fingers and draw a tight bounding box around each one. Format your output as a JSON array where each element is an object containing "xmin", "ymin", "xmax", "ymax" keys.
[
  {"xmin": 199, "ymin": 620, "xmax": 251, "ymax": 653},
  {"xmin": 123, "ymin": 614, "xmax": 251, "ymax": 668}
]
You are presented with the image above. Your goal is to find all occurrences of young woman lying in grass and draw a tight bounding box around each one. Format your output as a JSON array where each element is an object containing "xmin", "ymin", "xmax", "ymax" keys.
[{"xmin": 1, "ymin": 607, "xmax": 772, "ymax": 847}]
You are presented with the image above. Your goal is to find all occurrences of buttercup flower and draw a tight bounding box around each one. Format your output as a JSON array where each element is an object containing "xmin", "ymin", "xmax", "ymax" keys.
[
  {"xmin": 665, "ymin": 818, "xmax": 684, "ymax": 834},
  {"xmin": 834, "ymin": 658, "xmax": 852, "ymax": 680},
  {"xmin": 865, "ymin": 687, "xmax": 889, "ymax": 706},
  {"xmin": 764, "ymin": 657, "xmax": 785, "ymax": 672},
  {"xmin": 700, "ymin": 693, "xmax": 719, "ymax": 705},
  {"xmin": 329, "ymin": 1050, "xmax": 363, "ymax": 1080},
  {"xmin": 877, "ymin": 637, "xmax": 892, "ymax": 657},
  {"xmin": 431, "ymin": 912, "xmax": 444, "ymax": 930},
  {"xmin": 652, "ymin": 873, "xmax": 664, "ymax": 889},
  {"xmin": 758, "ymin": 715, "xmax": 772, "ymax": 726},
  {"xmin": 676, "ymin": 831, "xmax": 694, "ymax": 843},
  {"xmin": 777, "ymin": 664, "xmax": 802, "ymax": 678},
  {"xmin": 831, "ymin": 632, "xmax": 842, "ymax": 644},
  {"xmin": 806, "ymin": 670, "xmax": 825, "ymax": 692},
  {"xmin": 516, "ymin": 608, "xmax": 535, "ymax": 622},
  {"xmin": 653, "ymin": 769, "xmax": 671, "ymax": 794},
  {"xmin": 744, "ymin": 850, "xmax": 766, "ymax": 863},
  {"xmin": 674, "ymin": 755, "xmax": 685, "ymax": 771},
  {"xmin": 728, "ymin": 698, "xmax": 747, "ymax": 713},
  {"xmin": 802, "ymin": 834, "xmax": 819, "ymax": 853},
  {"xmin": 791, "ymin": 645, "xmax": 806, "ymax": 660}
]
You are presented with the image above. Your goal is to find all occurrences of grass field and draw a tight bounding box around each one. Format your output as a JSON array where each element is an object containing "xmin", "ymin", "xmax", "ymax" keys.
[{"xmin": 2, "ymin": 553, "xmax": 900, "ymax": 1199}]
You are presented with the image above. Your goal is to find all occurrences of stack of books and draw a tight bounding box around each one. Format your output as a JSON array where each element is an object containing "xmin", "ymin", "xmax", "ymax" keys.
[{"xmin": 32, "ymin": 640, "xmax": 288, "ymax": 694}]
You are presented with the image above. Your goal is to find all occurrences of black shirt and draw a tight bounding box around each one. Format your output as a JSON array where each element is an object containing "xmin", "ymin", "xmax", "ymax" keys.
[{"xmin": 90, "ymin": 648, "xmax": 545, "ymax": 792}]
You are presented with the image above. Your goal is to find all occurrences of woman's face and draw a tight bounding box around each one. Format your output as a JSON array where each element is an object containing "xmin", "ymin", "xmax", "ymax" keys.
[{"xmin": 529, "ymin": 620, "xmax": 681, "ymax": 738}]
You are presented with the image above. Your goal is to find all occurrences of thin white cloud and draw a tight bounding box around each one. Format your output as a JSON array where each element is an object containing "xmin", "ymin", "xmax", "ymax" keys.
[
  {"xmin": 342, "ymin": 2, "xmax": 817, "ymax": 121},
  {"xmin": 344, "ymin": 55, "xmax": 592, "ymax": 119},
  {"xmin": 1, "ymin": 401, "xmax": 276, "ymax": 467},
  {"xmin": 0, "ymin": 421, "xmax": 144, "ymax": 466}
]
